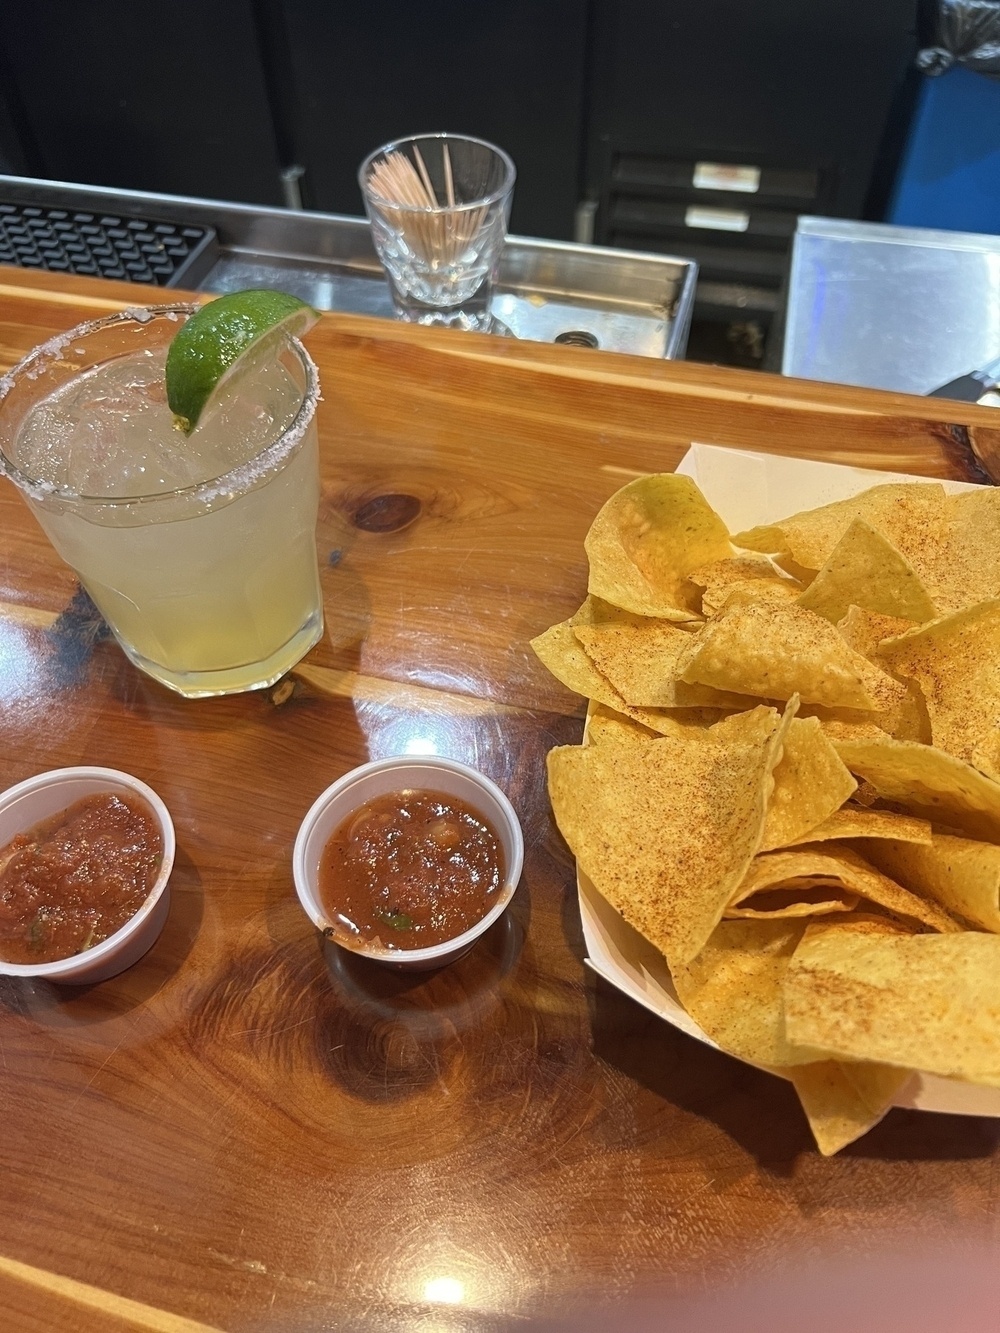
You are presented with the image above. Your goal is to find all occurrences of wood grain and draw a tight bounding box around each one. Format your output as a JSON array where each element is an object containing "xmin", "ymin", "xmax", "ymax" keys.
[{"xmin": 0, "ymin": 268, "xmax": 998, "ymax": 1331}]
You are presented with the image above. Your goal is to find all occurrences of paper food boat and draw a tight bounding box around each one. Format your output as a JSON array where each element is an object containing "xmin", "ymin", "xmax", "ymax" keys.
[{"xmin": 579, "ymin": 443, "xmax": 1000, "ymax": 1118}]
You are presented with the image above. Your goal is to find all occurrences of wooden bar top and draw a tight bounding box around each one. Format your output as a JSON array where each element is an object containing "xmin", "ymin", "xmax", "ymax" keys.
[{"xmin": 0, "ymin": 269, "xmax": 998, "ymax": 1331}]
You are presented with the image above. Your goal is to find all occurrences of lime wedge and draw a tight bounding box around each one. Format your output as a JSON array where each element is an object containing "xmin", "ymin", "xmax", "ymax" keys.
[{"xmin": 165, "ymin": 289, "xmax": 319, "ymax": 434}]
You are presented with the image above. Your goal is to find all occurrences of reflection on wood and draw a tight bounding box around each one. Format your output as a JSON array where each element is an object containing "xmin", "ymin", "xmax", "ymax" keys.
[
  {"xmin": 0, "ymin": 1254, "xmax": 221, "ymax": 1333},
  {"xmin": 291, "ymin": 660, "xmax": 556, "ymax": 718}
]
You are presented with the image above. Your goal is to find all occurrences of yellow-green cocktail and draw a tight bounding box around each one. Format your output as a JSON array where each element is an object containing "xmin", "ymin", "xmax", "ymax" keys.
[{"xmin": 0, "ymin": 297, "xmax": 324, "ymax": 697}]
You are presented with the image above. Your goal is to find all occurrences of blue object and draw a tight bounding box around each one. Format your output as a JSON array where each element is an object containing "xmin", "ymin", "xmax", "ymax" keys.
[{"xmin": 889, "ymin": 65, "xmax": 1000, "ymax": 233}]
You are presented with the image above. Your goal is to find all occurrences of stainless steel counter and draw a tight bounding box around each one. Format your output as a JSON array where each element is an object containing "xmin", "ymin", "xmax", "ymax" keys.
[
  {"xmin": 783, "ymin": 216, "xmax": 1000, "ymax": 395},
  {"xmin": 0, "ymin": 175, "xmax": 696, "ymax": 360}
]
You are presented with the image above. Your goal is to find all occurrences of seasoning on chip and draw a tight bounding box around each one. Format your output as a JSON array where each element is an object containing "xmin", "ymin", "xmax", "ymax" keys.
[
  {"xmin": 726, "ymin": 844, "xmax": 962, "ymax": 933},
  {"xmin": 689, "ymin": 551, "xmax": 801, "ymax": 617},
  {"xmin": 932, "ymin": 487, "xmax": 1000, "ymax": 612},
  {"xmin": 584, "ymin": 473, "xmax": 732, "ymax": 620},
  {"xmin": 585, "ymin": 703, "xmax": 660, "ymax": 745},
  {"xmin": 860, "ymin": 831, "xmax": 1000, "ymax": 933},
  {"xmin": 802, "ymin": 694, "xmax": 927, "ymax": 746},
  {"xmin": 573, "ymin": 619, "xmax": 746, "ymax": 710},
  {"xmin": 680, "ymin": 598, "xmax": 905, "ymax": 712},
  {"xmin": 879, "ymin": 600, "xmax": 1000, "ymax": 780},
  {"xmin": 836, "ymin": 606, "xmax": 919, "ymax": 659},
  {"xmin": 795, "ymin": 518, "xmax": 937, "ymax": 625},
  {"xmin": 831, "ymin": 734, "xmax": 1000, "ymax": 843},
  {"xmin": 546, "ymin": 701, "xmax": 794, "ymax": 968},
  {"xmin": 529, "ymin": 621, "xmax": 683, "ymax": 735},
  {"xmin": 669, "ymin": 918, "xmax": 813, "ymax": 1068},
  {"xmin": 781, "ymin": 805, "xmax": 932, "ymax": 848},
  {"xmin": 733, "ymin": 482, "xmax": 950, "ymax": 580},
  {"xmin": 784, "ymin": 925, "xmax": 1000, "ymax": 1087},
  {"xmin": 586, "ymin": 701, "xmax": 723, "ymax": 744},
  {"xmin": 760, "ymin": 716, "xmax": 857, "ymax": 851}
]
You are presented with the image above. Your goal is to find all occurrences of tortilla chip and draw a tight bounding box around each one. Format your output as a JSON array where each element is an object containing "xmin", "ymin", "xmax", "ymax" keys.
[
  {"xmin": 733, "ymin": 482, "xmax": 950, "ymax": 577},
  {"xmin": 546, "ymin": 702, "xmax": 794, "ymax": 968},
  {"xmin": 803, "ymin": 700, "xmax": 927, "ymax": 745},
  {"xmin": 788, "ymin": 1060, "xmax": 911, "ymax": 1156},
  {"xmin": 568, "ymin": 594, "xmax": 663, "ymax": 630},
  {"xmin": 717, "ymin": 581, "xmax": 807, "ymax": 613},
  {"xmin": 760, "ymin": 716, "xmax": 857, "ymax": 851},
  {"xmin": 931, "ymin": 487, "xmax": 1000, "ymax": 613},
  {"xmin": 825, "ymin": 608, "xmax": 931, "ymax": 742},
  {"xmin": 726, "ymin": 886, "xmax": 860, "ymax": 919},
  {"xmin": 537, "ymin": 471, "xmax": 1000, "ymax": 1154},
  {"xmin": 585, "ymin": 474, "xmax": 732, "ymax": 620},
  {"xmin": 586, "ymin": 704, "xmax": 660, "ymax": 744},
  {"xmin": 530, "ymin": 621, "xmax": 720, "ymax": 737},
  {"xmin": 810, "ymin": 715, "xmax": 894, "ymax": 744},
  {"xmin": 669, "ymin": 918, "xmax": 813, "ymax": 1067},
  {"xmin": 728, "ymin": 844, "xmax": 961, "ymax": 933},
  {"xmin": 573, "ymin": 620, "xmax": 746, "ymax": 709},
  {"xmin": 586, "ymin": 702, "xmax": 728, "ymax": 745},
  {"xmin": 784, "ymin": 925, "xmax": 1000, "ymax": 1086},
  {"xmin": 681, "ymin": 598, "xmax": 906, "ymax": 712},
  {"xmin": 861, "ymin": 831, "xmax": 1000, "ymax": 933},
  {"xmin": 832, "ymin": 734, "xmax": 1000, "ymax": 843},
  {"xmin": 837, "ymin": 606, "xmax": 919, "ymax": 659},
  {"xmin": 783, "ymin": 805, "xmax": 932, "ymax": 847},
  {"xmin": 531, "ymin": 621, "xmax": 629, "ymax": 708},
  {"xmin": 879, "ymin": 600, "xmax": 1000, "ymax": 779},
  {"xmin": 689, "ymin": 552, "xmax": 802, "ymax": 617},
  {"xmin": 796, "ymin": 519, "xmax": 937, "ymax": 625}
]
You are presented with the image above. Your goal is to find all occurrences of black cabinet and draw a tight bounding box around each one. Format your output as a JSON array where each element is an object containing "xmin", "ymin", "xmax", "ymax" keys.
[
  {"xmin": 0, "ymin": 1, "xmax": 589, "ymax": 240},
  {"xmin": 0, "ymin": 1, "xmax": 286, "ymax": 206},
  {"xmin": 585, "ymin": 0, "xmax": 919, "ymax": 328}
]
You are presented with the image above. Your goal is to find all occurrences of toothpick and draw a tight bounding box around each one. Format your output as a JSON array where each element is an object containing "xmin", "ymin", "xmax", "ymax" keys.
[
  {"xmin": 411, "ymin": 145, "xmax": 439, "ymax": 208},
  {"xmin": 443, "ymin": 144, "xmax": 455, "ymax": 209}
]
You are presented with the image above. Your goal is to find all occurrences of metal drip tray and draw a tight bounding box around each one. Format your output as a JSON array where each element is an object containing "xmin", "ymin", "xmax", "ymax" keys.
[{"xmin": 0, "ymin": 176, "xmax": 696, "ymax": 359}]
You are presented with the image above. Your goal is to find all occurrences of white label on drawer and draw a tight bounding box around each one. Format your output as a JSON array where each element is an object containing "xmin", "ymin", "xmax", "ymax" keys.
[
  {"xmin": 684, "ymin": 205, "xmax": 750, "ymax": 232},
  {"xmin": 693, "ymin": 162, "xmax": 761, "ymax": 192}
]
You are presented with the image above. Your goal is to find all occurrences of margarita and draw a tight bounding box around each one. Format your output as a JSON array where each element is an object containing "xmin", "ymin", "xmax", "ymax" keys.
[{"xmin": 0, "ymin": 304, "xmax": 323, "ymax": 697}]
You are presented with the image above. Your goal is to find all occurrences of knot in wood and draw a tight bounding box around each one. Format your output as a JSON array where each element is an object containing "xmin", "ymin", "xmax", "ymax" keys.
[{"xmin": 352, "ymin": 493, "xmax": 421, "ymax": 533}]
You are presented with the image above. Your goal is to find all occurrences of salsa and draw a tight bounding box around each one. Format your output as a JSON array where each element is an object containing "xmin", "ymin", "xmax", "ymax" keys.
[
  {"xmin": 319, "ymin": 788, "xmax": 504, "ymax": 949},
  {"xmin": 0, "ymin": 792, "xmax": 163, "ymax": 965}
]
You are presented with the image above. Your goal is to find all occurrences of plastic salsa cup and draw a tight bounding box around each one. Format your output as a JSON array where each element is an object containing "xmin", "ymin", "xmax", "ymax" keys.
[
  {"xmin": 0, "ymin": 766, "xmax": 175, "ymax": 984},
  {"xmin": 293, "ymin": 755, "xmax": 524, "ymax": 970}
]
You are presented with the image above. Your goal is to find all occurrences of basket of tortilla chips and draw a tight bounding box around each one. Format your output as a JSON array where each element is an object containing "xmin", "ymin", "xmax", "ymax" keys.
[{"xmin": 533, "ymin": 446, "xmax": 1000, "ymax": 1154}]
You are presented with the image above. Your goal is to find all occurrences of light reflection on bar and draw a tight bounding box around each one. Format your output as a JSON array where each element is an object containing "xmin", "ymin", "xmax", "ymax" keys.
[
  {"xmin": 0, "ymin": 617, "xmax": 43, "ymax": 703},
  {"xmin": 423, "ymin": 1275, "xmax": 464, "ymax": 1304}
]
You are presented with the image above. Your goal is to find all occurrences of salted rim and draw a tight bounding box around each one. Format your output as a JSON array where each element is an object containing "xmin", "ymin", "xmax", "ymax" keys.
[
  {"xmin": 359, "ymin": 131, "xmax": 517, "ymax": 215},
  {"xmin": 0, "ymin": 303, "xmax": 320, "ymax": 509}
]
